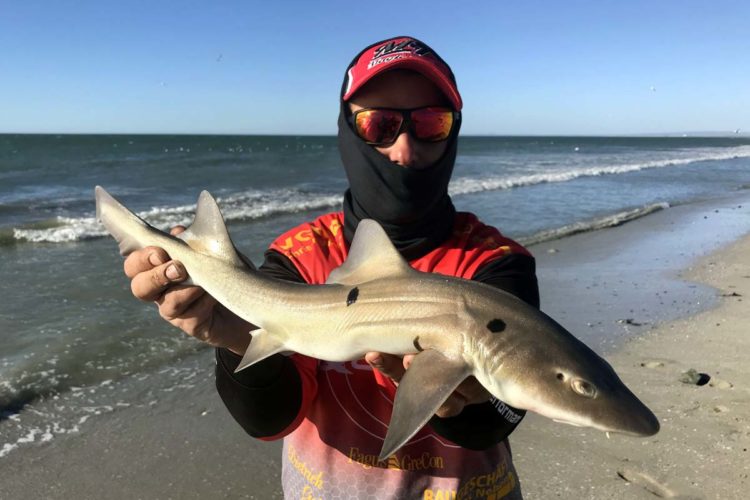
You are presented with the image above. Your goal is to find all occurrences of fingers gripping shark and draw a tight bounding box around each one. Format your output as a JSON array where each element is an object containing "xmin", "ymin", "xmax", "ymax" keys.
[{"xmin": 95, "ymin": 187, "xmax": 659, "ymax": 460}]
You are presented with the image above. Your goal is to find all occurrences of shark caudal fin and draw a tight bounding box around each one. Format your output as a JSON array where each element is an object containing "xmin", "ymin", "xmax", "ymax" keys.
[
  {"xmin": 235, "ymin": 329, "xmax": 285, "ymax": 372},
  {"xmin": 177, "ymin": 191, "xmax": 249, "ymax": 268},
  {"xmin": 95, "ymin": 186, "xmax": 253, "ymax": 269},
  {"xmin": 326, "ymin": 219, "xmax": 413, "ymax": 285},
  {"xmin": 95, "ymin": 186, "xmax": 153, "ymax": 256}
]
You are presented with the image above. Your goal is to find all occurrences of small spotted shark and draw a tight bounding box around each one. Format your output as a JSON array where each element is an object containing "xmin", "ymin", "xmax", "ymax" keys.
[{"xmin": 95, "ymin": 187, "xmax": 659, "ymax": 460}]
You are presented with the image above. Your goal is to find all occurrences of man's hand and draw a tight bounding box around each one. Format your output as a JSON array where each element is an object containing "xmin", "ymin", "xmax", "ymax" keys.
[
  {"xmin": 123, "ymin": 227, "xmax": 251, "ymax": 355},
  {"xmin": 364, "ymin": 351, "xmax": 490, "ymax": 418}
]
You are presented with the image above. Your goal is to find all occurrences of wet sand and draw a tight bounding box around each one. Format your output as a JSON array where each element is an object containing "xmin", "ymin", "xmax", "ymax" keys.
[{"xmin": 1, "ymin": 195, "xmax": 748, "ymax": 499}]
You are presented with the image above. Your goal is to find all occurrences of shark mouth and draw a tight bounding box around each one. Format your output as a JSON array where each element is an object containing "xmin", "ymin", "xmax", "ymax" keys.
[{"xmin": 552, "ymin": 418, "xmax": 586, "ymax": 428}]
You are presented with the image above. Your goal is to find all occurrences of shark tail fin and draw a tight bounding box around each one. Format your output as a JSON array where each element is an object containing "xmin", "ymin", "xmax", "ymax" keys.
[
  {"xmin": 178, "ymin": 191, "xmax": 252, "ymax": 268},
  {"xmin": 235, "ymin": 329, "xmax": 285, "ymax": 373},
  {"xmin": 95, "ymin": 186, "xmax": 151, "ymax": 256}
]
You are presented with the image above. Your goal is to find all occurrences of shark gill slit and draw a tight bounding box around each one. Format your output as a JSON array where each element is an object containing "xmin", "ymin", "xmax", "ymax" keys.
[{"xmin": 413, "ymin": 336, "xmax": 423, "ymax": 352}]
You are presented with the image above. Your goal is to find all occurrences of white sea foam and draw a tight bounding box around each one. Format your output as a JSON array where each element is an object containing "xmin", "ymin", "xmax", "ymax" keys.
[
  {"xmin": 12, "ymin": 217, "xmax": 102, "ymax": 243},
  {"xmin": 12, "ymin": 188, "xmax": 342, "ymax": 244},
  {"xmin": 0, "ymin": 359, "xmax": 198, "ymax": 460},
  {"xmin": 0, "ymin": 423, "xmax": 80, "ymax": 459},
  {"xmin": 0, "ymin": 400, "xmax": 126, "ymax": 460},
  {"xmin": 0, "ymin": 443, "xmax": 18, "ymax": 458}
]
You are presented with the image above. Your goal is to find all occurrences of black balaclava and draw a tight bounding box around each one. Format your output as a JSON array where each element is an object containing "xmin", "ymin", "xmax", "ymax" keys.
[{"xmin": 338, "ymin": 37, "xmax": 462, "ymax": 261}]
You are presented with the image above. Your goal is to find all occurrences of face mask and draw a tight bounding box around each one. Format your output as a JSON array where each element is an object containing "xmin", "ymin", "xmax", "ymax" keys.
[{"xmin": 337, "ymin": 101, "xmax": 460, "ymax": 260}]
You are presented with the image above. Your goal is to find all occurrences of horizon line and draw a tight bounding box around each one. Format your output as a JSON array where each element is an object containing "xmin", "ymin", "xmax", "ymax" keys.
[{"xmin": 2, "ymin": 131, "xmax": 749, "ymax": 138}]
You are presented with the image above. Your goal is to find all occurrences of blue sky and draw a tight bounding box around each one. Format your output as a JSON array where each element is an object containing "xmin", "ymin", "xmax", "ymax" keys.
[{"xmin": 1, "ymin": 1, "xmax": 748, "ymax": 135}]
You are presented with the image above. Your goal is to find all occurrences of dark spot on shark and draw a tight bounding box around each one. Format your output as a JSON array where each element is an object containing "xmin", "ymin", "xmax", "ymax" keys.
[
  {"xmin": 346, "ymin": 287, "xmax": 359, "ymax": 306},
  {"xmin": 487, "ymin": 319, "xmax": 506, "ymax": 333},
  {"xmin": 413, "ymin": 336, "xmax": 423, "ymax": 352}
]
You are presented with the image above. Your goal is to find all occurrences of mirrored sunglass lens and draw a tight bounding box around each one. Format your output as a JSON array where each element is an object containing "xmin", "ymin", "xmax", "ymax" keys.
[
  {"xmin": 412, "ymin": 108, "xmax": 453, "ymax": 141},
  {"xmin": 355, "ymin": 110, "xmax": 403, "ymax": 144}
]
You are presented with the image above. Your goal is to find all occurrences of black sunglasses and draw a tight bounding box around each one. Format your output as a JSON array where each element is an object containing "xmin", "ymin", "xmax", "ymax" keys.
[{"xmin": 348, "ymin": 106, "xmax": 460, "ymax": 146}]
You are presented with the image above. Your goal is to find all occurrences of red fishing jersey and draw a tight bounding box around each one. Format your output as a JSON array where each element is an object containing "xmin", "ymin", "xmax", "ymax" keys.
[{"xmin": 264, "ymin": 212, "xmax": 529, "ymax": 500}]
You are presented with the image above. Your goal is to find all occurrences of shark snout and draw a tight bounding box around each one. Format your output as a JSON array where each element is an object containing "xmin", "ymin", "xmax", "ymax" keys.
[
  {"xmin": 611, "ymin": 397, "xmax": 660, "ymax": 436},
  {"xmin": 546, "ymin": 368, "xmax": 660, "ymax": 437},
  {"xmin": 583, "ymin": 381, "xmax": 660, "ymax": 437}
]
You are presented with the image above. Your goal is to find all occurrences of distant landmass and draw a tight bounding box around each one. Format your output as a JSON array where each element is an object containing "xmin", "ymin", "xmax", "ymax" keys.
[{"xmin": 638, "ymin": 130, "xmax": 749, "ymax": 138}]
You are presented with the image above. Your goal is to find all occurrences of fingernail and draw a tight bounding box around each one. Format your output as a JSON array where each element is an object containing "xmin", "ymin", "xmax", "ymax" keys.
[
  {"xmin": 149, "ymin": 252, "xmax": 165, "ymax": 266},
  {"xmin": 166, "ymin": 264, "xmax": 182, "ymax": 280},
  {"xmin": 368, "ymin": 355, "xmax": 382, "ymax": 366}
]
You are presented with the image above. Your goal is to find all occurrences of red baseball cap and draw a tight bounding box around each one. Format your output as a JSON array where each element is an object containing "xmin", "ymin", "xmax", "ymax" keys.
[{"xmin": 342, "ymin": 36, "xmax": 463, "ymax": 110}]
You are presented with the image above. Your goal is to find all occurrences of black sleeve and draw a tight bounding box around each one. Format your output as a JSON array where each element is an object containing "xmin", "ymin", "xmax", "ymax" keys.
[
  {"xmin": 214, "ymin": 249, "xmax": 306, "ymax": 438},
  {"xmin": 428, "ymin": 252, "xmax": 539, "ymax": 448},
  {"xmin": 473, "ymin": 253, "xmax": 540, "ymax": 309}
]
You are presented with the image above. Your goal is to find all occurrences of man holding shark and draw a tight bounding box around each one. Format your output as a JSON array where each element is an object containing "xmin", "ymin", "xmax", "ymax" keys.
[{"xmin": 124, "ymin": 37, "xmax": 540, "ymax": 498}]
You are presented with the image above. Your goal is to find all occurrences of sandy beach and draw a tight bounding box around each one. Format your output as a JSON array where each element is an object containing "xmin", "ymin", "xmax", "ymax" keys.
[
  {"xmin": 1, "ymin": 195, "xmax": 748, "ymax": 499},
  {"xmin": 514, "ymin": 232, "xmax": 750, "ymax": 499}
]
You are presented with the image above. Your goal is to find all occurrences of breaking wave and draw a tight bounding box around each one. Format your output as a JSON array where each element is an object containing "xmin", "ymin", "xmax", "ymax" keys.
[
  {"xmin": 6, "ymin": 144, "xmax": 750, "ymax": 244},
  {"xmin": 9, "ymin": 188, "xmax": 342, "ymax": 244},
  {"xmin": 519, "ymin": 202, "xmax": 671, "ymax": 246},
  {"xmin": 449, "ymin": 145, "xmax": 750, "ymax": 196}
]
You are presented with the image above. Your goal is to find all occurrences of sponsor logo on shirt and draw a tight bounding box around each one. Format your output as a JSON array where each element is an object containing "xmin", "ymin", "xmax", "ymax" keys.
[
  {"xmin": 456, "ymin": 461, "xmax": 516, "ymax": 499},
  {"xmin": 348, "ymin": 447, "xmax": 446, "ymax": 471},
  {"xmin": 288, "ymin": 443, "xmax": 325, "ymax": 494},
  {"xmin": 490, "ymin": 397, "xmax": 523, "ymax": 424},
  {"xmin": 275, "ymin": 218, "xmax": 343, "ymax": 258}
]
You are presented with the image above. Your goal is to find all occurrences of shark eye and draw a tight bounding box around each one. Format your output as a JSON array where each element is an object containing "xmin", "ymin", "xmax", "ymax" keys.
[{"xmin": 571, "ymin": 379, "xmax": 597, "ymax": 399}]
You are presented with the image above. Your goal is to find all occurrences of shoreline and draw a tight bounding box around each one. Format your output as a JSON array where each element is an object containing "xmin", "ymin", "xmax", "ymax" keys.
[
  {"xmin": 1, "ymin": 193, "xmax": 749, "ymax": 498},
  {"xmin": 532, "ymin": 193, "xmax": 750, "ymax": 352}
]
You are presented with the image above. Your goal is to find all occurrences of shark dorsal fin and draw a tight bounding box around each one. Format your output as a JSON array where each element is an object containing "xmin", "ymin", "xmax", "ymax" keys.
[
  {"xmin": 325, "ymin": 219, "xmax": 413, "ymax": 285},
  {"xmin": 178, "ymin": 191, "xmax": 247, "ymax": 268}
]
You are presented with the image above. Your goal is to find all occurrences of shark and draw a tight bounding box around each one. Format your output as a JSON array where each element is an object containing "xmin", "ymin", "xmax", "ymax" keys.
[{"xmin": 95, "ymin": 186, "xmax": 659, "ymax": 460}]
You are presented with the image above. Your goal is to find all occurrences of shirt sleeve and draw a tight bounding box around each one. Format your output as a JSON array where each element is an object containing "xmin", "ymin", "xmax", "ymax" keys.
[
  {"xmin": 214, "ymin": 249, "xmax": 317, "ymax": 439},
  {"xmin": 472, "ymin": 252, "xmax": 540, "ymax": 309},
  {"xmin": 428, "ymin": 252, "xmax": 539, "ymax": 448}
]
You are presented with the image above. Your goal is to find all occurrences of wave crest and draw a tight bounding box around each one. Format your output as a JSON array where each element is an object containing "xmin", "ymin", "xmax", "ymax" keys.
[
  {"xmin": 11, "ymin": 188, "xmax": 342, "ymax": 244},
  {"xmin": 450, "ymin": 145, "xmax": 750, "ymax": 196}
]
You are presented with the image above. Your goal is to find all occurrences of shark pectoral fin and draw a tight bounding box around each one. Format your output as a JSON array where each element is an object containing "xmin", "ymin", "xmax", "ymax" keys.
[
  {"xmin": 234, "ymin": 329, "xmax": 285, "ymax": 373},
  {"xmin": 178, "ymin": 191, "xmax": 251, "ymax": 269},
  {"xmin": 325, "ymin": 219, "xmax": 413, "ymax": 286},
  {"xmin": 379, "ymin": 349, "xmax": 470, "ymax": 461}
]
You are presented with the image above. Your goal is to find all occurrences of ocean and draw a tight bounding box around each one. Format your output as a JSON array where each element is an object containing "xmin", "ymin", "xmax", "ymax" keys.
[{"xmin": 2, "ymin": 133, "xmax": 750, "ymax": 459}]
